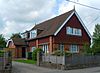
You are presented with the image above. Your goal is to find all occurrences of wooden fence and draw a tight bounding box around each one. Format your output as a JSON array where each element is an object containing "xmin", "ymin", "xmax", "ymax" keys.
[
  {"xmin": 42, "ymin": 55, "xmax": 100, "ymax": 66},
  {"xmin": 42, "ymin": 55, "xmax": 64, "ymax": 65},
  {"xmin": 0, "ymin": 51, "xmax": 12, "ymax": 72}
]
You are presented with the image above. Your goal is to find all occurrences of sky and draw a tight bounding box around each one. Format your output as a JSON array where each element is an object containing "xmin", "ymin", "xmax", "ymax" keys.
[{"xmin": 0, "ymin": 0, "xmax": 100, "ymax": 39}]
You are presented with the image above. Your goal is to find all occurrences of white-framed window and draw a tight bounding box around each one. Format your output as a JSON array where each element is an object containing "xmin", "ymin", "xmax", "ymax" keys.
[
  {"xmin": 66, "ymin": 27, "xmax": 82, "ymax": 36},
  {"xmin": 67, "ymin": 27, "xmax": 73, "ymax": 34},
  {"xmin": 42, "ymin": 44, "xmax": 49, "ymax": 54},
  {"xmin": 21, "ymin": 33, "xmax": 27, "ymax": 39},
  {"xmin": 30, "ymin": 30, "xmax": 37, "ymax": 39},
  {"xmin": 77, "ymin": 29, "xmax": 82, "ymax": 36},
  {"xmin": 31, "ymin": 47, "xmax": 36, "ymax": 52},
  {"xmin": 73, "ymin": 28, "xmax": 77, "ymax": 35},
  {"xmin": 73, "ymin": 28, "xmax": 81, "ymax": 36},
  {"xmin": 70, "ymin": 45, "xmax": 79, "ymax": 53},
  {"xmin": 59, "ymin": 44, "xmax": 64, "ymax": 52}
]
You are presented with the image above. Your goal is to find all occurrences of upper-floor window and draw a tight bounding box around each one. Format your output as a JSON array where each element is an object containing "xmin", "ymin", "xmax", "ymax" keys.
[
  {"xmin": 21, "ymin": 33, "xmax": 27, "ymax": 39},
  {"xmin": 67, "ymin": 27, "xmax": 73, "ymax": 34},
  {"xmin": 30, "ymin": 30, "xmax": 37, "ymax": 39},
  {"xmin": 73, "ymin": 28, "xmax": 82, "ymax": 36},
  {"xmin": 66, "ymin": 27, "xmax": 82, "ymax": 36}
]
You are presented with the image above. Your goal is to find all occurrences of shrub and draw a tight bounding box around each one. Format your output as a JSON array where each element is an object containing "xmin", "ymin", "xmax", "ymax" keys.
[
  {"xmin": 27, "ymin": 52, "xmax": 32, "ymax": 59},
  {"xmin": 52, "ymin": 50, "xmax": 72, "ymax": 56},
  {"xmin": 83, "ymin": 43, "xmax": 93, "ymax": 55},
  {"xmin": 52, "ymin": 50, "xmax": 64, "ymax": 56},
  {"xmin": 0, "ymin": 50, "xmax": 4, "ymax": 57},
  {"xmin": 64, "ymin": 51, "xmax": 72, "ymax": 57},
  {"xmin": 32, "ymin": 48, "xmax": 42, "ymax": 61}
]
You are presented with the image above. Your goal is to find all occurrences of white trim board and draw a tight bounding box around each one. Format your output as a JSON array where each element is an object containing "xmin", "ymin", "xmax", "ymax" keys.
[
  {"xmin": 54, "ymin": 10, "xmax": 92, "ymax": 39},
  {"xmin": 6, "ymin": 39, "xmax": 13, "ymax": 47},
  {"xmin": 54, "ymin": 11, "xmax": 74, "ymax": 35},
  {"xmin": 74, "ymin": 11, "xmax": 92, "ymax": 39}
]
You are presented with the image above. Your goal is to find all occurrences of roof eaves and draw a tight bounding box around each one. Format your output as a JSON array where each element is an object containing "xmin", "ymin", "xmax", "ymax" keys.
[{"xmin": 6, "ymin": 39, "xmax": 13, "ymax": 47}]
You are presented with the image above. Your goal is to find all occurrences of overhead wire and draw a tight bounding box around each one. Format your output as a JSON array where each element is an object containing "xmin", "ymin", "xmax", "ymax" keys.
[
  {"xmin": 66, "ymin": 0, "xmax": 100, "ymax": 11},
  {"xmin": 66, "ymin": 0, "xmax": 100, "ymax": 25}
]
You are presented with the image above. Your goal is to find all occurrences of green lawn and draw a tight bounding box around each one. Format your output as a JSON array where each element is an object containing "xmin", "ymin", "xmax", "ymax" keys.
[{"xmin": 14, "ymin": 59, "xmax": 36, "ymax": 64}]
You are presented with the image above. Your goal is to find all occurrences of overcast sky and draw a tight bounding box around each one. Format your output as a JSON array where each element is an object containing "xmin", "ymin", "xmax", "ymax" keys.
[{"xmin": 0, "ymin": 0, "xmax": 100, "ymax": 39}]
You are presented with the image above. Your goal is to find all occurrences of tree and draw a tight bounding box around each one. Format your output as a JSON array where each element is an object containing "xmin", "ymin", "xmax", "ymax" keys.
[
  {"xmin": 10, "ymin": 33, "xmax": 22, "ymax": 39},
  {"xmin": 93, "ymin": 24, "xmax": 100, "ymax": 40},
  {"xmin": 0, "ymin": 34, "xmax": 6, "ymax": 48},
  {"xmin": 83, "ymin": 43, "xmax": 93, "ymax": 55},
  {"xmin": 92, "ymin": 24, "xmax": 100, "ymax": 54}
]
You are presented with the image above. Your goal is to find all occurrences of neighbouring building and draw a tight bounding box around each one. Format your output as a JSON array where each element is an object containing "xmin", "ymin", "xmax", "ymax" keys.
[
  {"xmin": 6, "ymin": 38, "xmax": 28, "ymax": 58},
  {"xmin": 6, "ymin": 9, "xmax": 91, "ymax": 58}
]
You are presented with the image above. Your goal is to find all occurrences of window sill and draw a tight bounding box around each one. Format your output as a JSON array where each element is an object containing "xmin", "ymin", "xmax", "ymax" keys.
[{"xmin": 67, "ymin": 34, "xmax": 82, "ymax": 37}]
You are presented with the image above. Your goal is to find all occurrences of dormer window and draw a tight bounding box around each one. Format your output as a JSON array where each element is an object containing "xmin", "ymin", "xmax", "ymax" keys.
[
  {"xmin": 30, "ymin": 30, "xmax": 37, "ymax": 39},
  {"xmin": 21, "ymin": 33, "xmax": 27, "ymax": 39},
  {"xmin": 66, "ymin": 27, "xmax": 82, "ymax": 36}
]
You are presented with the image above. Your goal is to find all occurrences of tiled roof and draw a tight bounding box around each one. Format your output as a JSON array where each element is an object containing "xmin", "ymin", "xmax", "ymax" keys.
[
  {"xmin": 12, "ymin": 38, "xmax": 27, "ymax": 46},
  {"xmin": 31, "ymin": 9, "xmax": 74, "ymax": 39}
]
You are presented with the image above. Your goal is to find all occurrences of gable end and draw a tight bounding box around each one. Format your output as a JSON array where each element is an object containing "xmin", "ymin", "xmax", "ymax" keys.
[
  {"xmin": 54, "ymin": 11, "xmax": 74, "ymax": 36},
  {"xmin": 6, "ymin": 39, "xmax": 14, "ymax": 47},
  {"xmin": 74, "ymin": 11, "xmax": 92, "ymax": 39},
  {"xmin": 54, "ymin": 11, "xmax": 92, "ymax": 39}
]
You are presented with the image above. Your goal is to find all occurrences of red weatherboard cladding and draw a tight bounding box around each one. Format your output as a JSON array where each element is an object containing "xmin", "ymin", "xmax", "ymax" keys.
[
  {"xmin": 28, "ymin": 40, "xmax": 36, "ymax": 47},
  {"xmin": 28, "ymin": 37, "xmax": 49, "ymax": 52},
  {"xmin": 28, "ymin": 40, "xmax": 36, "ymax": 52},
  {"xmin": 54, "ymin": 14, "xmax": 90, "ymax": 45},
  {"xmin": 38, "ymin": 37, "xmax": 49, "ymax": 44},
  {"xmin": 28, "ymin": 37, "xmax": 49, "ymax": 47}
]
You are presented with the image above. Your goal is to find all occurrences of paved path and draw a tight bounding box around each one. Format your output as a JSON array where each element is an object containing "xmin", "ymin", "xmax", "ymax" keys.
[{"xmin": 12, "ymin": 62, "xmax": 100, "ymax": 73}]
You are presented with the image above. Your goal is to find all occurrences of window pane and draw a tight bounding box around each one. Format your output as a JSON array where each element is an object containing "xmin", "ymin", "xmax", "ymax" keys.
[
  {"xmin": 59, "ymin": 44, "xmax": 64, "ymax": 51},
  {"xmin": 67, "ymin": 27, "xmax": 70, "ymax": 34},
  {"xmin": 73, "ymin": 28, "xmax": 77, "ymax": 35},
  {"xmin": 46, "ymin": 45, "xmax": 49, "ymax": 53},
  {"xmin": 67, "ymin": 27, "xmax": 73, "ymax": 34},
  {"xmin": 30, "ymin": 30, "xmax": 37, "ymax": 38},
  {"xmin": 79, "ymin": 29, "xmax": 82, "ymax": 35},
  {"xmin": 31, "ymin": 47, "xmax": 36, "ymax": 52},
  {"xmin": 42, "ymin": 45, "xmax": 49, "ymax": 54},
  {"xmin": 43, "ymin": 45, "xmax": 45, "ymax": 52},
  {"xmin": 70, "ymin": 45, "xmax": 78, "ymax": 53}
]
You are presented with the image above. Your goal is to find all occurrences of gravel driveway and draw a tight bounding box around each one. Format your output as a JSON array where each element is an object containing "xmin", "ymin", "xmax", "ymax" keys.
[{"xmin": 12, "ymin": 62, "xmax": 100, "ymax": 73}]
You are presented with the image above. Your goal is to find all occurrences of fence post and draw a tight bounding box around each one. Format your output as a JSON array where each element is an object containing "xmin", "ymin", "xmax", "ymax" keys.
[
  {"xmin": 64, "ymin": 54, "xmax": 66, "ymax": 65},
  {"xmin": 55, "ymin": 55, "xmax": 58, "ymax": 69},
  {"xmin": 37, "ymin": 52, "xmax": 42, "ymax": 66},
  {"xmin": 61, "ymin": 55, "xmax": 66, "ymax": 70},
  {"xmin": 49, "ymin": 54, "xmax": 50, "ymax": 62}
]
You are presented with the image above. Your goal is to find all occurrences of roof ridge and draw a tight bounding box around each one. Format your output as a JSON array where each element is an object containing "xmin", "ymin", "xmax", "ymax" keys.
[{"xmin": 31, "ymin": 9, "xmax": 74, "ymax": 30}]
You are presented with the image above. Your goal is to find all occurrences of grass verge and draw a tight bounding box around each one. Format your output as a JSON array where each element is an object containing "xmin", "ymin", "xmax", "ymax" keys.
[{"xmin": 14, "ymin": 59, "xmax": 36, "ymax": 64}]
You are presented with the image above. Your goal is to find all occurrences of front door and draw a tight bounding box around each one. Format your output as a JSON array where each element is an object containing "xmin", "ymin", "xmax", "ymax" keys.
[{"xmin": 22, "ymin": 47, "xmax": 26, "ymax": 58}]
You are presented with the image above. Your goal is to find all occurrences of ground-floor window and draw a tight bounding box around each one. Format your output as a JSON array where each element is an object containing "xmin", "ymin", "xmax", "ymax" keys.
[
  {"xmin": 31, "ymin": 47, "xmax": 36, "ymax": 52},
  {"xmin": 70, "ymin": 44, "xmax": 79, "ymax": 53},
  {"xmin": 42, "ymin": 44, "xmax": 49, "ymax": 54},
  {"xmin": 59, "ymin": 44, "xmax": 64, "ymax": 52}
]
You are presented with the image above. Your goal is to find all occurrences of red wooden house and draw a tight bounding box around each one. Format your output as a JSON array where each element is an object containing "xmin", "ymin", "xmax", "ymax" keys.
[
  {"xmin": 7, "ymin": 9, "xmax": 91, "ymax": 58},
  {"xmin": 27, "ymin": 9, "xmax": 91, "ymax": 53}
]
